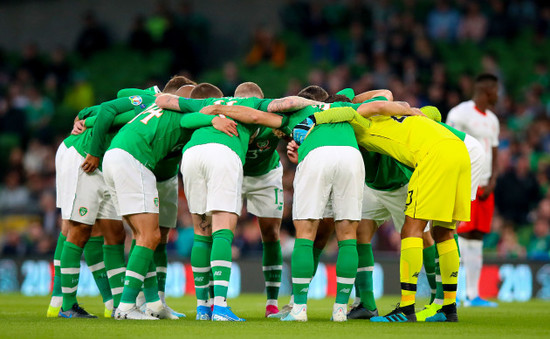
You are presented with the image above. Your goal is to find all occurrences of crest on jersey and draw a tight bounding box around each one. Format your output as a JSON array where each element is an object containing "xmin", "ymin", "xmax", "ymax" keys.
[
  {"xmin": 79, "ymin": 207, "xmax": 88, "ymax": 216},
  {"xmin": 257, "ymin": 140, "xmax": 269, "ymax": 151},
  {"xmin": 129, "ymin": 96, "xmax": 143, "ymax": 106}
]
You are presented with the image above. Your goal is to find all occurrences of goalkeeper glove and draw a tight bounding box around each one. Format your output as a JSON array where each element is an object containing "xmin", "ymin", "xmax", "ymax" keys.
[{"xmin": 292, "ymin": 115, "xmax": 316, "ymax": 145}]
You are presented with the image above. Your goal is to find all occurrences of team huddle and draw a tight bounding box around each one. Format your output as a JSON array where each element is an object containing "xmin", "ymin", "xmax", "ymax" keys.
[{"xmin": 47, "ymin": 73, "xmax": 500, "ymax": 322}]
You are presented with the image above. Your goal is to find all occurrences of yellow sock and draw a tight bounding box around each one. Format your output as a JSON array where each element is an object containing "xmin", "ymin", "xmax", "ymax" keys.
[
  {"xmin": 400, "ymin": 237, "xmax": 423, "ymax": 307},
  {"xmin": 437, "ymin": 238, "xmax": 459, "ymax": 306}
]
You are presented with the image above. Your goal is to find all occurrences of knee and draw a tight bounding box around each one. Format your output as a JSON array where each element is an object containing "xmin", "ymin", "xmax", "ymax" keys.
[
  {"xmin": 67, "ymin": 224, "xmax": 92, "ymax": 247},
  {"xmin": 260, "ymin": 225, "xmax": 280, "ymax": 242}
]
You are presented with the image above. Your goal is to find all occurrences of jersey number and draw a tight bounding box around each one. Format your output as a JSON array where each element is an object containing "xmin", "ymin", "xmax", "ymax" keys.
[
  {"xmin": 391, "ymin": 116, "xmax": 407, "ymax": 123},
  {"xmin": 128, "ymin": 104, "xmax": 164, "ymax": 125}
]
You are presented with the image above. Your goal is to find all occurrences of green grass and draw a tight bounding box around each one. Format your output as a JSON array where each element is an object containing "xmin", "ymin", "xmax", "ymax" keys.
[{"xmin": 2, "ymin": 294, "xmax": 549, "ymax": 338}]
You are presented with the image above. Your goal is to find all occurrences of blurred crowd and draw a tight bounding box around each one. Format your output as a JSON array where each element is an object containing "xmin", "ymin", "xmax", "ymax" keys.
[{"xmin": 1, "ymin": 0, "xmax": 550, "ymax": 261}]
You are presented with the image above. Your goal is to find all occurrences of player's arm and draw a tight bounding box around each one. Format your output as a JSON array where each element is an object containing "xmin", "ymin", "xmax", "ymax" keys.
[
  {"xmin": 84, "ymin": 98, "xmax": 136, "ymax": 173},
  {"xmin": 155, "ymin": 94, "xmax": 203, "ymax": 112},
  {"xmin": 72, "ymin": 105, "xmax": 100, "ymax": 135},
  {"xmin": 267, "ymin": 96, "xmax": 322, "ymax": 112},
  {"xmin": 200, "ymin": 105, "xmax": 285, "ymax": 128},
  {"xmin": 353, "ymin": 89, "xmax": 393, "ymax": 103},
  {"xmin": 179, "ymin": 112, "xmax": 238, "ymax": 137},
  {"xmin": 84, "ymin": 111, "xmax": 135, "ymax": 128},
  {"xmin": 356, "ymin": 100, "xmax": 422, "ymax": 118},
  {"xmin": 117, "ymin": 86, "xmax": 160, "ymax": 98},
  {"xmin": 480, "ymin": 146, "xmax": 498, "ymax": 200}
]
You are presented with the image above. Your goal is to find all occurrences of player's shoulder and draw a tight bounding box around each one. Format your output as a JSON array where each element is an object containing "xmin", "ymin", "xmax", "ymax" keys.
[{"xmin": 449, "ymin": 100, "xmax": 474, "ymax": 115}]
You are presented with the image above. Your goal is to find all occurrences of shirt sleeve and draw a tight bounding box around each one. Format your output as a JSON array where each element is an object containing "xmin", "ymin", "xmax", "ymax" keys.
[
  {"xmin": 492, "ymin": 115, "xmax": 500, "ymax": 147},
  {"xmin": 178, "ymin": 98, "xmax": 204, "ymax": 112},
  {"xmin": 257, "ymin": 98, "xmax": 272, "ymax": 112},
  {"xmin": 117, "ymin": 88, "xmax": 151, "ymax": 98},
  {"xmin": 77, "ymin": 105, "xmax": 100, "ymax": 120},
  {"xmin": 85, "ymin": 111, "xmax": 135, "ymax": 128},
  {"xmin": 179, "ymin": 113, "xmax": 215, "ymax": 129},
  {"xmin": 88, "ymin": 97, "xmax": 136, "ymax": 157},
  {"xmin": 313, "ymin": 107, "xmax": 357, "ymax": 124}
]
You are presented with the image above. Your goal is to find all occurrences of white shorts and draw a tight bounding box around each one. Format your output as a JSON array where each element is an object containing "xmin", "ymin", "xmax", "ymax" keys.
[
  {"xmin": 181, "ymin": 144, "xmax": 243, "ymax": 216},
  {"xmin": 157, "ymin": 176, "xmax": 178, "ymax": 228},
  {"xmin": 464, "ymin": 134, "xmax": 485, "ymax": 201},
  {"xmin": 56, "ymin": 145, "xmax": 120, "ymax": 225},
  {"xmin": 362, "ymin": 184, "xmax": 408, "ymax": 232},
  {"xmin": 103, "ymin": 148, "xmax": 159, "ymax": 216},
  {"xmin": 242, "ymin": 165, "xmax": 283, "ymax": 218},
  {"xmin": 293, "ymin": 146, "xmax": 364, "ymax": 221}
]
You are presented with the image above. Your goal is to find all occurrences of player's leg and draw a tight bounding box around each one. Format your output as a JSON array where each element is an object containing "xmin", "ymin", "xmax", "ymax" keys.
[
  {"xmin": 426, "ymin": 224, "xmax": 460, "ymax": 322},
  {"xmin": 102, "ymin": 148, "xmax": 161, "ymax": 320},
  {"xmin": 242, "ymin": 168, "xmax": 284, "ymax": 317},
  {"xmin": 329, "ymin": 146, "xmax": 364, "ymax": 322},
  {"xmin": 156, "ymin": 175, "xmax": 186, "ymax": 317},
  {"xmin": 422, "ymin": 229, "xmax": 437, "ymax": 303},
  {"xmin": 332, "ymin": 219, "xmax": 359, "ymax": 322},
  {"xmin": 282, "ymin": 147, "xmax": 334, "ymax": 322},
  {"xmin": 348, "ymin": 218, "xmax": 379, "ymax": 319},
  {"xmin": 98, "ymin": 218, "xmax": 126, "ymax": 315},
  {"xmin": 47, "ymin": 221, "xmax": 68, "ymax": 317},
  {"xmin": 259, "ymin": 217, "xmax": 283, "ymax": 317},
  {"xmin": 83, "ymin": 225, "xmax": 113, "ymax": 317},
  {"xmin": 190, "ymin": 214, "xmax": 213, "ymax": 320},
  {"xmin": 59, "ymin": 220, "xmax": 97, "ymax": 318}
]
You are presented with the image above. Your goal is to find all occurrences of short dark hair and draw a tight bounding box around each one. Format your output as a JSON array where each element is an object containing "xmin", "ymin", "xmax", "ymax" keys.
[
  {"xmin": 234, "ymin": 82, "xmax": 264, "ymax": 98},
  {"xmin": 190, "ymin": 83, "xmax": 223, "ymax": 99},
  {"xmin": 475, "ymin": 73, "xmax": 498, "ymax": 84},
  {"xmin": 163, "ymin": 75, "xmax": 197, "ymax": 94},
  {"xmin": 297, "ymin": 85, "xmax": 329, "ymax": 101},
  {"xmin": 324, "ymin": 94, "xmax": 352, "ymax": 103}
]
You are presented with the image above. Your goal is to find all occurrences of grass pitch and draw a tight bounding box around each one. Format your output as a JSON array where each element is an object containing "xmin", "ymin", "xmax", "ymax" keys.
[{"xmin": 1, "ymin": 294, "xmax": 549, "ymax": 338}]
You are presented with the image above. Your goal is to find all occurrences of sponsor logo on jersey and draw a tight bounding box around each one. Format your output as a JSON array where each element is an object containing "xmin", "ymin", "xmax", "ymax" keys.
[
  {"xmin": 129, "ymin": 95, "xmax": 143, "ymax": 106},
  {"xmin": 257, "ymin": 140, "xmax": 270, "ymax": 151},
  {"xmin": 154, "ymin": 197, "xmax": 159, "ymax": 207},
  {"xmin": 79, "ymin": 207, "xmax": 88, "ymax": 216}
]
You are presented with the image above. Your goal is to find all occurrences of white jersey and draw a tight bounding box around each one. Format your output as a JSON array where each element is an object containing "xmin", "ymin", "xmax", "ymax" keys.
[{"xmin": 446, "ymin": 100, "xmax": 499, "ymax": 186}]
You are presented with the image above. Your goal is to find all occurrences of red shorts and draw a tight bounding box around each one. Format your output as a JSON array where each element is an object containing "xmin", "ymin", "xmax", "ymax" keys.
[{"xmin": 457, "ymin": 188, "xmax": 494, "ymax": 234}]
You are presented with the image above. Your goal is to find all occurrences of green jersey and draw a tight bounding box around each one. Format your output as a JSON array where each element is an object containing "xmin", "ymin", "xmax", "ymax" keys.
[
  {"xmin": 282, "ymin": 101, "xmax": 385, "ymax": 163},
  {"xmin": 361, "ymin": 148, "xmax": 413, "ymax": 191},
  {"xmin": 438, "ymin": 121, "xmax": 466, "ymax": 141},
  {"xmin": 108, "ymin": 102, "xmax": 216, "ymax": 172},
  {"xmin": 62, "ymin": 106, "xmax": 101, "ymax": 159},
  {"xmin": 244, "ymin": 126, "xmax": 281, "ymax": 176},
  {"xmin": 177, "ymin": 97, "xmax": 272, "ymax": 164}
]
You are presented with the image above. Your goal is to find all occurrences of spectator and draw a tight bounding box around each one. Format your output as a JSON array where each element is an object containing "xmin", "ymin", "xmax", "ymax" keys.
[
  {"xmin": 0, "ymin": 171, "xmax": 32, "ymax": 215},
  {"xmin": 20, "ymin": 43, "xmax": 46, "ymax": 83},
  {"xmin": 495, "ymin": 155, "xmax": 542, "ymax": 226},
  {"xmin": 426, "ymin": 0, "xmax": 460, "ymax": 41},
  {"xmin": 527, "ymin": 218, "xmax": 550, "ymax": 260},
  {"xmin": 128, "ymin": 15, "xmax": 155, "ymax": 53},
  {"xmin": 24, "ymin": 86, "xmax": 54, "ymax": 140},
  {"xmin": 246, "ymin": 27, "xmax": 286, "ymax": 68},
  {"xmin": 75, "ymin": 11, "xmax": 110, "ymax": 59},
  {"xmin": 497, "ymin": 225, "xmax": 526, "ymax": 258},
  {"xmin": 458, "ymin": 2, "xmax": 488, "ymax": 42}
]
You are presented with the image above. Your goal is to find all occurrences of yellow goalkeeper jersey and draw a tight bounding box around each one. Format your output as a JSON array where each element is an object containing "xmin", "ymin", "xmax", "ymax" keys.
[{"xmin": 349, "ymin": 114, "xmax": 460, "ymax": 168}]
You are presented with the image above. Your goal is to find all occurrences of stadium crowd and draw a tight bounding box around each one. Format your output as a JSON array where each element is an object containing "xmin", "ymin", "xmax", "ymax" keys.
[{"xmin": 1, "ymin": 0, "xmax": 550, "ymax": 262}]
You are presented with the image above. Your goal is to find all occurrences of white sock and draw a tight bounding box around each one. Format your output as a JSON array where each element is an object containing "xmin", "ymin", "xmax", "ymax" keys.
[
  {"xmin": 333, "ymin": 303, "xmax": 347, "ymax": 313},
  {"xmin": 136, "ymin": 291, "xmax": 146, "ymax": 307},
  {"xmin": 266, "ymin": 299, "xmax": 278, "ymax": 307},
  {"xmin": 147, "ymin": 299, "xmax": 163, "ymax": 312},
  {"xmin": 159, "ymin": 291, "xmax": 166, "ymax": 304},
  {"xmin": 214, "ymin": 296, "xmax": 227, "ymax": 307},
  {"xmin": 292, "ymin": 303, "xmax": 307, "ymax": 312},
  {"xmin": 467, "ymin": 239, "xmax": 483, "ymax": 300},
  {"xmin": 289, "ymin": 294, "xmax": 294, "ymax": 306},
  {"xmin": 50, "ymin": 296, "xmax": 62, "ymax": 307},
  {"xmin": 197, "ymin": 299, "xmax": 209, "ymax": 307},
  {"xmin": 118, "ymin": 302, "xmax": 134, "ymax": 312}
]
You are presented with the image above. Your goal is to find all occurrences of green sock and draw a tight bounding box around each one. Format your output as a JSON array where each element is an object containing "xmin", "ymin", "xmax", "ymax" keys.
[
  {"xmin": 211, "ymin": 229, "xmax": 234, "ymax": 307},
  {"xmin": 423, "ymin": 244, "xmax": 437, "ymax": 304},
  {"xmin": 103, "ymin": 244, "xmax": 126, "ymax": 308},
  {"xmin": 262, "ymin": 241, "xmax": 282, "ymax": 306},
  {"xmin": 357, "ymin": 243, "xmax": 376, "ymax": 310},
  {"xmin": 119, "ymin": 246, "xmax": 153, "ymax": 310},
  {"xmin": 61, "ymin": 241, "xmax": 83, "ymax": 310},
  {"xmin": 143, "ymin": 260, "xmax": 160, "ymax": 303},
  {"xmin": 84, "ymin": 236, "xmax": 112, "ymax": 304},
  {"xmin": 291, "ymin": 238, "xmax": 314, "ymax": 305},
  {"xmin": 154, "ymin": 243, "xmax": 167, "ymax": 296},
  {"xmin": 50, "ymin": 233, "xmax": 66, "ymax": 306},
  {"xmin": 191, "ymin": 234, "xmax": 212, "ymax": 307},
  {"xmin": 335, "ymin": 239, "xmax": 358, "ymax": 304},
  {"xmin": 312, "ymin": 247, "xmax": 323, "ymax": 277},
  {"xmin": 454, "ymin": 234, "xmax": 461, "ymax": 257}
]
